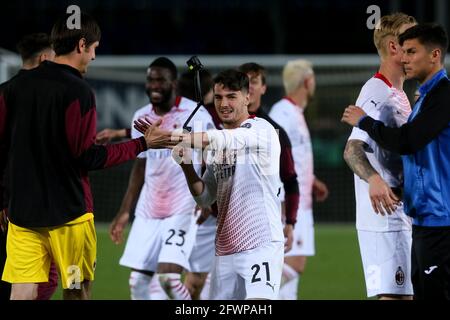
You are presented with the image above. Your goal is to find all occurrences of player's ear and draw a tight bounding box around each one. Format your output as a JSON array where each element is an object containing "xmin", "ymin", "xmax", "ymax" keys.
[
  {"xmin": 430, "ymin": 48, "xmax": 441, "ymax": 64},
  {"xmin": 76, "ymin": 38, "xmax": 86, "ymax": 53},
  {"xmin": 388, "ymin": 39, "xmax": 397, "ymax": 56},
  {"xmin": 304, "ymin": 75, "xmax": 312, "ymax": 90}
]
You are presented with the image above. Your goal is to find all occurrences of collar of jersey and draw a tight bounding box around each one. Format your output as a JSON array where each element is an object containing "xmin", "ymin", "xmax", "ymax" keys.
[{"xmin": 374, "ymin": 72, "xmax": 392, "ymax": 87}]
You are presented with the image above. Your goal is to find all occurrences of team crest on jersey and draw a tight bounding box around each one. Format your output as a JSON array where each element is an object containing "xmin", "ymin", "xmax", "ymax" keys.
[{"xmin": 395, "ymin": 266, "xmax": 405, "ymax": 286}]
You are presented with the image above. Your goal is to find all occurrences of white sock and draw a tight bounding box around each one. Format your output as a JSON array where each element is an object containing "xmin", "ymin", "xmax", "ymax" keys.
[
  {"xmin": 159, "ymin": 273, "xmax": 192, "ymax": 300},
  {"xmin": 199, "ymin": 273, "xmax": 211, "ymax": 300},
  {"xmin": 149, "ymin": 274, "xmax": 168, "ymax": 300},
  {"xmin": 129, "ymin": 271, "xmax": 152, "ymax": 300},
  {"xmin": 279, "ymin": 263, "xmax": 300, "ymax": 300}
]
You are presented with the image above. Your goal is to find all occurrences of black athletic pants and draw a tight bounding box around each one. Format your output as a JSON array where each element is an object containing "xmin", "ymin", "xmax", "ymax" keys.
[{"xmin": 412, "ymin": 225, "xmax": 450, "ymax": 300}]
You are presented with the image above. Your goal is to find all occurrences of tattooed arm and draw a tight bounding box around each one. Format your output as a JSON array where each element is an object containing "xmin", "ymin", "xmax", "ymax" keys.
[
  {"xmin": 343, "ymin": 140, "xmax": 377, "ymax": 182},
  {"xmin": 343, "ymin": 139, "xmax": 400, "ymax": 215}
]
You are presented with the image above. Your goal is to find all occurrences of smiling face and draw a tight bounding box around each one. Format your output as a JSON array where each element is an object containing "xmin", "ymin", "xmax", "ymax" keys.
[
  {"xmin": 214, "ymin": 83, "xmax": 250, "ymax": 128},
  {"xmin": 145, "ymin": 66, "xmax": 175, "ymax": 107}
]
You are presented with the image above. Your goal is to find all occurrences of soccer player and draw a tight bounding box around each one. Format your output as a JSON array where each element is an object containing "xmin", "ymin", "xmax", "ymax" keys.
[
  {"xmin": 343, "ymin": 13, "xmax": 416, "ymax": 300},
  {"xmin": 0, "ymin": 13, "xmax": 161, "ymax": 300},
  {"xmin": 0, "ymin": 32, "xmax": 57, "ymax": 301},
  {"xmin": 269, "ymin": 59, "xmax": 329, "ymax": 300},
  {"xmin": 136, "ymin": 69, "xmax": 285, "ymax": 299},
  {"xmin": 238, "ymin": 62, "xmax": 299, "ymax": 253},
  {"xmin": 342, "ymin": 23, "xmax": 450, "ymax": 300},
  {"xmin": 109, "ymin": 57, "xmax": 214, "ymax": 300}
]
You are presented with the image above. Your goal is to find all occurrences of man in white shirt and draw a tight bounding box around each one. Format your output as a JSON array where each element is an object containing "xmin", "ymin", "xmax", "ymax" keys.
[
  {"xmin": 136, "ymin": 69, "xmax": 285, "ymax": 299},
  {"xmin": 343, "ymin": 13, "xmax": 416, "ymax": 300},
  {"xmin": 269, "ymin": 59, "xmax": 329, "ymax": 300}
]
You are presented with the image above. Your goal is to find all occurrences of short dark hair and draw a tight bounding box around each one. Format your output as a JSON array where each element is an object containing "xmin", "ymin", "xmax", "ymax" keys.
[
  {"xmin": 238, "ymin": 62, "xmax": 266, "ymax": 85},
  {"xmin": 16, "ymin": 33, "xmax": 52, "ymax": 62},
  {"xmin": 399, "ymin": 23, "xmax": 448, "ymax": 63},
  {"xmin": 177, "ymin": 69, "xmax": 213, "ymax": 101},
  {"xmin": 149, "ymin": 57, "xmax": 178, "ymax": 80},
  {"xmin": 213, "ymin": 69, "xmax": 249, "ymax": 93},
  {"xmin": 51, "ymin": 12, "xmax": 101, "ymax": 56}
]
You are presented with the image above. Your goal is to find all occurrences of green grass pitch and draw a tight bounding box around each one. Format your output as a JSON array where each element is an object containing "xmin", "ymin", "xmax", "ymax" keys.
[{"xmin": 52, "ymin": 223, "xmax": 366, "ymax": 300}]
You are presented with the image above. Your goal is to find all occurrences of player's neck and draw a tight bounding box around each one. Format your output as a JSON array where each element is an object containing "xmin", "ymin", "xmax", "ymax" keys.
[
  {"xmin": 419, "ymin": 65, "xmax": 444, "ymax": 85},
  {"xmin": 287, "ymin": 91, "xmax": 307, "ymax": 109},
  {"xmin": 54, "ymin": 55, "xmax": 82, "ymax": 74},
  {"xmin": 223, "ymin": 111, "xmax": 250, "ymax": 129},
  {"xmin": 378, "ymin": 61, "xmax": 405, "ymax": 90},
  {"xmin": 22, "ymin": 59, "xmax": 40, "ymax": 70},
  {"xmin": 153, "ymin": 95, "xmax": 176, "ymax": 116}
]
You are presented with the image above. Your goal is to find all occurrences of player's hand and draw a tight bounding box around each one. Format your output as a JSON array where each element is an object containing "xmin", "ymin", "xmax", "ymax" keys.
[
  {"xmin": 367, "ymin": 174, "xmax": 400, "ymax": 215},
  {"xmin": 313, "ymin": 177, "xmax": 329, "ymax": 202},
  {"xmin": 196, "ymin": 206, "xmax": 212, "ymax": 225},
  {"xmin": 0, "ymin": 208, "xmax": 8, "ymax": 233},
  {"xmin": 109, "ymin": 212, "xmax": 130, "ymax": 245},
  {"xmin": 96, "ymin": 129, "xmax": 125, "ymax": 145},
  {"xmin": 172, "ymin": 145, "xmax": 193, "ymax": 165},
  {"xmin": 341, "ymin": 105, "xmax": 367, "ymax": 127},
  {"xmin": 283, "ymin": 224, "xmax": 294, "ymax": 253},
  {"xmin": 134, "ymin": 118, "xmax": 174, "ymax": 149}
]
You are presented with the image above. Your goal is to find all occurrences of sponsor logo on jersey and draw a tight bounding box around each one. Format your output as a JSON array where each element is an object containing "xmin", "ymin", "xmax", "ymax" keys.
[
  {"xmin": 370, "ymin": 100, "xmax": 381, "ymax": 109},
  {"xmin": 211, "ymin": 150, "xmax": 237, "ymax": 180}
]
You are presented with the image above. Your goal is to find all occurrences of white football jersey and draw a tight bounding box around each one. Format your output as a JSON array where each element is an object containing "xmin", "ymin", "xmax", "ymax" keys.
[
  {"xmin": 131, "ymin": 96, "xmax": 214, "ymax": 219},
  {"xmin": 269, "ymin": 97, "xmax": 314, "ymax": 211},
  {"xmin": 194, "ymin": 116, "xmax": 284, "ymax": 256},
  {"xmin": 348, "ymin": 74, "xmax": 412, "ymax": 232}
]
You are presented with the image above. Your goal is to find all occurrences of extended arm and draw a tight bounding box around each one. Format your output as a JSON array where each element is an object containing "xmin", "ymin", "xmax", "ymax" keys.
[{"xmin": 342, "ymin": 88, "xmax": 450, "ymax": 154}]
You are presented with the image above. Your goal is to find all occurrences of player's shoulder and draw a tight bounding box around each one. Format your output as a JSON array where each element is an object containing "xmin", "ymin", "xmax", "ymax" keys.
[
  {"xmin": 180, "ymin": 96, "xmax": 213, "ymax": 119},
  {"xmin": 132, "ymin": 104, "xmax": 152, "ymax": 119},
  {"xmin": 432, "ymin": 77, "xmax": 450, "ymax": 99},
  {"xmin": 178, "ymin": 96, "xmax": 197, "ymax": 110},
  {"xmin": 271, "ymin": 98, "xmax": 295, "ymax": 111},
  {"xmin": 40, "ymin": 61, "xmax": 91, "ymax": 92},
  {"xmin": 0, "ymin": 79, "xmax": 10, "ymax": 92},
  {"xmin": 359, "ymin": 77, "xmax": 391, "ymax": 101},
  {"xmin": 242, "ymin": 116, "xmax": 276, "ymax": 132},
  {"xmin": 269, "ymin": 98, "xmax": 296, "ymax": 119},
  {"xmin": 0, "ymin": 70, "xmax": 27, "ymax": 90}
]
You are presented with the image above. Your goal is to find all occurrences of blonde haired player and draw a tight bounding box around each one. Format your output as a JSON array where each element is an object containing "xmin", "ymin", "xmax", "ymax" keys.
[
  {"xmin": 269, "ymin": 59, "xmax": 329, "ymax": 300},
  {"xmin": 343, "ymin": 13, "xmax": 416, "ymax": 299}
]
